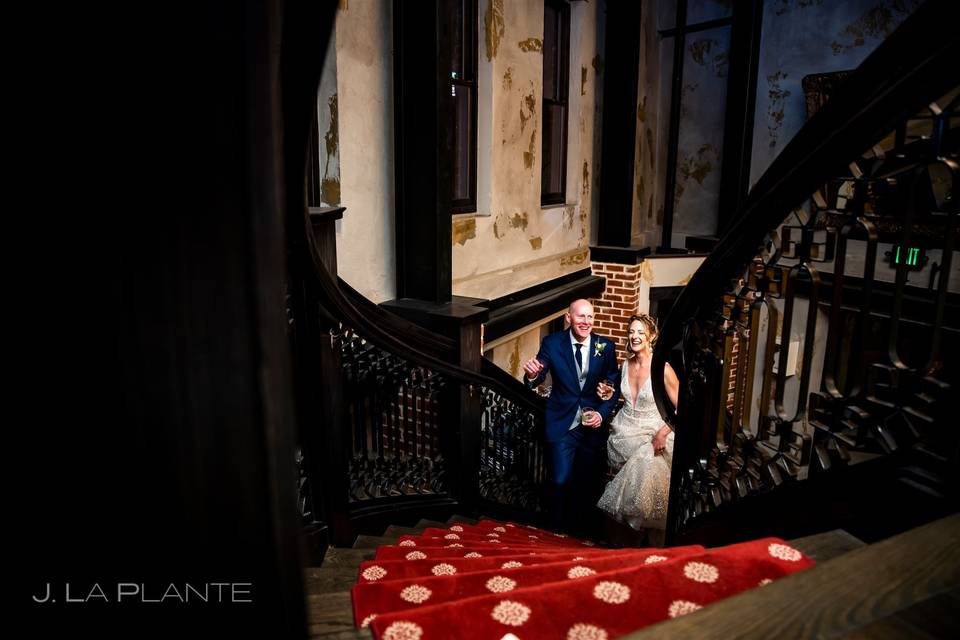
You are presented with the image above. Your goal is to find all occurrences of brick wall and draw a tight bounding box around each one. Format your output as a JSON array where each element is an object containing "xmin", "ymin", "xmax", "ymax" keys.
[{"xmin": 590, "ymin": 261, "xmax": 643, "ymax": 363}]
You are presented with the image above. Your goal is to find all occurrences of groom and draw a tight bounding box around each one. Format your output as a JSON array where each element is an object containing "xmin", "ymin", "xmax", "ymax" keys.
[{"xmin": 523, "ymin": 299, "xmax": 619, "ymax": 538}]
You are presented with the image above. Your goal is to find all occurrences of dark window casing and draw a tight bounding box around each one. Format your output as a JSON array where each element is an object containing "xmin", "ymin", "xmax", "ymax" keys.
[
  {"xmin": 451, "ymin": 0, "xmax": 478, "ymax": 214},
  {"xmin": 541, "ymin": 0, "xmax": 570, "ymax": 206}
]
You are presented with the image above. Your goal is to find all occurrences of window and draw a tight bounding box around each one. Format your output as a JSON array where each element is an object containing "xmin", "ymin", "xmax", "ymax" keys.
[
  {"xmin": 541, "ymin": 0, "xmax": 570, "ymax": 206},
  {"xmin": 451, "ymin": 0, "xmax": 478, "ymax": 214}
]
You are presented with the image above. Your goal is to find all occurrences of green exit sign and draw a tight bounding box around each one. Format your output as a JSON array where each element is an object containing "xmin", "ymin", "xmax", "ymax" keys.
[{"xmin": 887, "ymin": 245, "xmax": 927, "ymax": 270}]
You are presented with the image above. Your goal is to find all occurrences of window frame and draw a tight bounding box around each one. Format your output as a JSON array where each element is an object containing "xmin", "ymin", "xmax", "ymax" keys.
[
  {"xmin": 451, "ymin": 0, "xmax": 478, "ymax": 214},
  {"xmin": 541, "ymin": 0, "xmax": 570, "ymax": 207}
]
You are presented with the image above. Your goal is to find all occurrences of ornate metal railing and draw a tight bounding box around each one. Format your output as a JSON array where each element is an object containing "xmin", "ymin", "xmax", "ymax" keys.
[
  {"xmin": 478, "ymin": 382, "xmax": 547, "ymax": 512},
  {"xmin": 338, "ymin": 330, "xmax": 449, "ymax": 501},
  {"xmin": 285, "ymin": 212, "xmax": 548, "ymax": 541},
  {"xmin": 655, "ymin": 1, "xmax": 959, "ymax": 543}
]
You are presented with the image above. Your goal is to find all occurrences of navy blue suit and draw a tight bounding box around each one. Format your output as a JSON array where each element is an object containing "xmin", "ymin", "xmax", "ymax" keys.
[{"xmin": 527, "ymin": 330, "xmax": 620, "ymax": 536}]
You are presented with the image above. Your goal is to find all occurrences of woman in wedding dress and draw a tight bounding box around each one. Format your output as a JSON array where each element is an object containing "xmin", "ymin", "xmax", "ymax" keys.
[{"xmin": 596, "ymin": 314, "xmax": 679, "ymax": 542}]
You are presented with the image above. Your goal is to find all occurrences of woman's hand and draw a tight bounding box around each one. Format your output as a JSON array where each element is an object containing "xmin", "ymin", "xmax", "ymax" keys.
[
  {"xmin": 596, "ymin": 380, "xmax": 614, "ymax": 401},
  {"xmin": 653, "ymin": 425, "xmax": 672, "ymax": 456}
]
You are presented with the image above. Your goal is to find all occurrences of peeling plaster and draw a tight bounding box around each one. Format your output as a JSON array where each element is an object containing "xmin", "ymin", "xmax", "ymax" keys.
[
  {"xmin": 680, "ymin": 83, "xmax": 698, "ymax": 118},
  {"xmin": 656, "ymin": 204, "xmax": 664, "ymax": 225},
  {"xmin": 529, "ymin": 236, "xmax": 542, "ymax": 250},
  {"xmin": 581, "ymin": 66, "xmax": 587, "ymax": 96},
  {"xmin": 645, "ymin": 128, "xmax": 654, "ymax": 169},
  {"xmin": 509, "ymin": 212, "xmax": 529, "ymax": 231},
  {"xmin": 484, "ymin": 0, "xmax": 505, "ymax": 61},
  {"xmin": 322, "ymin": 92, "xmax": 341, "ymax": 204},
  {"xmin": 766, "ymin": 71, "xmax": 790, "ymax": 148},
  {"xmin": 508, "ymin": 338, "xmax": 521, "ymax": 378},
  {"xmin": 773, "ymin": 0, "xmax": 824, "ymax": 17},
  {"xmin": 560, "ymin": 250, "xmax": 589, "ymax": 266},
  {"xmin": 321, "ymin": 178, "xmax": 341, "ymax": 205},
  {"xmin": 688, "ymin": 38, "xmax": 728, "ymax": 78},
  {"xmin": 830, "ymin": 1, "xmax": 921, "ymax": 56},
  {"xmin": 519, "ymin": 93, "xmax": 536, "ymax": 132},
  {"xmin": 641, "ymin": 260, "xmax": 656, "ymax": 285},
  {"xmin": 502, "ymin": 66, "xmax": 513, "ymax": 90},
  {"xmin": 636, "ymin": 175, "xmax": 645, "ymax": 208},
  {"xmin": 324, "ymin": 93, "xmax": 339, "ymax": 159},
  {"xmin": 524, "ymin": 129, "xmax": 536, "ymax": 169},
  {"xmin": 563, "ymin": 207, "xmax": 574, "ymax": 230},
  {"xmin": 647, "ymin": 195, "xmax": 654, "ymax": 220},
  {"xmin": 582, "ymin": 161, "xmax": 590, "ymax": 195},
  {"xmin": 453, "ymin": 217, "xmax": 477, "ymax": 245},
  {"xmin": 677, "ymin": 272, "xmax": 694, "ymax": 286},
  {"xmin": 493, "ymin": 216, "xmax": 504, "ymax": 239},
  {"xmin": 637, "ymin": 95, "xmax": 647, "ymax": 122},
  {"xmin": 675, "ymin": 143, "xmax": 718, "ymax": 205},
  {"xmin": 518, "ymin": 38, "xmax": 542, "ymax": 52},
  {"xmin": 592, "ymin": 54, "xmax": 604, "ymax": 76}
]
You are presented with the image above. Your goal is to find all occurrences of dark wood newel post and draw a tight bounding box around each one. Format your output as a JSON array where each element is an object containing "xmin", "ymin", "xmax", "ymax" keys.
[{"xmin": 302, "ymin": 206, "xmax": 353, "ymax": 547}]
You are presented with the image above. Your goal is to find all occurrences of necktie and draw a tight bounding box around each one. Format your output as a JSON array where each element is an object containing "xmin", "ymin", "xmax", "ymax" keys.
[{"xmin": 575, "ymin": 343, "xmax": 583, "ymax": 371}]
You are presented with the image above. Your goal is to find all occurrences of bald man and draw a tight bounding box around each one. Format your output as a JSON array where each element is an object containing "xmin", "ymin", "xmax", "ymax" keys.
[{"xmin": 523, "ymin": 299, "xmax": 620, "ymax": 538}]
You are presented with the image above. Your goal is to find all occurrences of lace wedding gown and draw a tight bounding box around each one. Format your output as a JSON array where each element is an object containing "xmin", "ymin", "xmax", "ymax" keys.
[{"xmin": 597, "ymin": 363, "xmax": 674, "ymax": 530}]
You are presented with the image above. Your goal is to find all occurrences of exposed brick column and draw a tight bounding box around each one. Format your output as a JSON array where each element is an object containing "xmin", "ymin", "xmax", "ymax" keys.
[{"xmin": 589, "ymin": 246, "xmax": 650, "ymax": 363}]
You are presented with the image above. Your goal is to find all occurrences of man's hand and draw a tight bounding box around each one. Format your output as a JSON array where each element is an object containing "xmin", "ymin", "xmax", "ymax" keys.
[
  {"xmin": 582, "ymin": 409, "xmax": 603, "ymax": 429},
  {"xmin": 522, "ymin": 357, "xmax": 545, "ymax": 381},
  {"xmin": 653, "ymin": 425, "xmax": 672, "ymax": 455}
]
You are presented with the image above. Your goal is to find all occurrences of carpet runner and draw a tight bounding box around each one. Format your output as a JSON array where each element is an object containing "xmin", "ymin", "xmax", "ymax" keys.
[{"xmin": 351, "ymin": 519, "xmax": 814, "ymax": 639}]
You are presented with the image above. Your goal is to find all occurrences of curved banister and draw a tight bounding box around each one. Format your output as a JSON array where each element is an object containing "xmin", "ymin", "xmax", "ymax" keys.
[{"xmin": 335, "ymin": 275, "xmax": 458, "ymax": 359}]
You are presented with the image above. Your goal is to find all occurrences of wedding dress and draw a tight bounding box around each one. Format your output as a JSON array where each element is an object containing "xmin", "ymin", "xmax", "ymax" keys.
[{"xmin": 597, "ymin": 362, "xmax": 674, "ymax": 530}]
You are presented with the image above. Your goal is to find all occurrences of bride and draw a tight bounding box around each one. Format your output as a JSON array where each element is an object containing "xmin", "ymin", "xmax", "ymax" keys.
[{"xmin": 596, "ymin": 314, "xmax": 679, "ymax": 543}]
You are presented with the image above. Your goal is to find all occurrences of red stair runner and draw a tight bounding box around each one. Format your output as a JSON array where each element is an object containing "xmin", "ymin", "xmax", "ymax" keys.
[{"xmin": 352, "ymin": 520, "xmax": 814, "ymax": 639}]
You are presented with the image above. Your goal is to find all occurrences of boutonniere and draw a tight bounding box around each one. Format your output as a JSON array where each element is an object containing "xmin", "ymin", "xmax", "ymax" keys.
[{"xmin": 593, "ymin": 342, "xmax": 607, "ymax": 358}]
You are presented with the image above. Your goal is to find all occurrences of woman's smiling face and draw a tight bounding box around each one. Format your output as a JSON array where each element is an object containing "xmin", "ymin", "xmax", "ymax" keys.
[{"xmin": 627, "ymin": 320, "xmax": 648, "ymax": 354}]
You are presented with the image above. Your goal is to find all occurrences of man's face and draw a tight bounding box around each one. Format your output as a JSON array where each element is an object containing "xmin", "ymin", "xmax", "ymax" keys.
[{"xmin": 567, "ymin": 301, "xmax": 594, "ymax": 342}]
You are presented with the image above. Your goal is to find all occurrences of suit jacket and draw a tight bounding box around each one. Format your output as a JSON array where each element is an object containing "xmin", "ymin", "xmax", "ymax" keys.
[{"xmin": 527, "ymin": 330, "xmax": 620, "ymax": 442}]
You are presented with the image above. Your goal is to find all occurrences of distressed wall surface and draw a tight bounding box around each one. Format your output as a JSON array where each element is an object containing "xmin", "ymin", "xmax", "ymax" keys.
[
  {"xmin": 452, "ymin": 0, "xmax": 603, "ymax": 300},
  {"xmin": 331, "ymin": 1, "xmax": 396, "ymax": 303},
  {"xmin": 316, "ymin": 32, "xmax": 340, "ymax": 207},
  {"xmin": 632, "ymin": 2, "xmax": 667, "ymax": 247},
  {"xmin": 749, "ymin": 0, "xmax": 923, "ymax": 186}
]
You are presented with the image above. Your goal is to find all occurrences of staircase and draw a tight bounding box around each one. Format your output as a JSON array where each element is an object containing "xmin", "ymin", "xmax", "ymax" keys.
[
  {"xmin": 305, "ymin": 515, "xmax": 478, "ymax": 638},
  {"xmin": 303, "ymin": 514, "xmax": 960, "ymax": 639}
]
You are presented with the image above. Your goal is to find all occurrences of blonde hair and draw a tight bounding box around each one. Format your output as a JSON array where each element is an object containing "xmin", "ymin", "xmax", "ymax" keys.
[{"xmin": 626, "ymin": 313, "xmax": 658, "ymax": 356}]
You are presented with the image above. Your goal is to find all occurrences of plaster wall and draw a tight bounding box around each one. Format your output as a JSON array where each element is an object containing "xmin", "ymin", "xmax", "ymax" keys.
[
  {"xmin": 452, "ymin": 0, "xmax": 603, "ymax": 300},
  {"xmin": 485, "ymin": 321, "xmax": 555, "ymax": 382},
  {"xmin": 749, "ymin": 0, "xmax": 923, "ymax": 186},
  {"xmin": 332, "ymin": 1, "xmax": 396, "ymax": 303},
  {"xmin": 316, "ymin": 32, "xmax": 340, "ymax": 207},
  {"xmin": 632, "ymin": 2, "xmax": 666, "ymax": 247}
]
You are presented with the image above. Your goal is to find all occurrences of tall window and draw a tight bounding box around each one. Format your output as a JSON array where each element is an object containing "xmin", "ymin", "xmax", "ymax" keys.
[
  {"xmin": 541, "ymin": 0, "xmax": 570, "ymax": 206},
  {"xmin": 451, "ymin": 0, "xmax": 478, "ymax": 214}
]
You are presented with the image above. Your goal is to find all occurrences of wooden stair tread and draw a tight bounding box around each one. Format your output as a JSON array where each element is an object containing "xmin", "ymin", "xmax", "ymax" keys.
[
  {"xmin": 305, "ymin": 565, "xmax": 363, "ymax": 594},
  {"xmin": 353, "ymin": 534, "xmax": 398, "ymax": 549},
  {"xmin": 320, "ymin": 546, "xmax": 376, "ymax": 568},
  {"xmin": 622, "ymin": 514, "xmax": 960, "ymax": 639},
  {"xmin": 839, "ymin": 586, "xmax": 960, "ymax": 639},
  {"xmin": 306, "ymin": 589, "xmax": 367, "ymax": 638},
  {"xmin": 787, "ymin": 528, "xmax": 866, "ymax": 562},
  {"xmin": 415, "ymin": 518, "xmax": 448, "ymax": 529},
  {"xmin": 382, "ymin": 524, "xmax": 424, "ymax": 538}
]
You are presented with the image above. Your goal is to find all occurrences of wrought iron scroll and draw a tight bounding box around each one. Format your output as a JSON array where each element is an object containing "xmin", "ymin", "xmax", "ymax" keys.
[
  {"xmin": 336, "ymin": 328, "xmax": 450, "ymax": 501},
  {"xmin": 670, "ymin": 83, "xmax": 958, "ymax": 533},
  {"xmin": 478, "ymin": 386, "xmax": 546, "ymax": 511}
]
